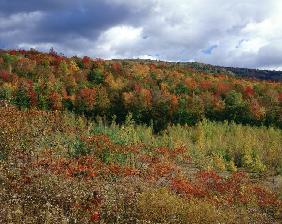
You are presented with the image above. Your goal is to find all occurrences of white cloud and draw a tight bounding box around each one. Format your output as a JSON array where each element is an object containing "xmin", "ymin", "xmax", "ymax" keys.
[
  {"xmin": 133, "ymin": 55, "xmax": 159, "ymax": 60},
  {"xmin": 95, "ymin": 0, "xmax": 282, "ymax": 69},
  {"xmin": 92, "ymin": 25, "xmax": 143, "ymax": 59},
  {"xmin": 1, "ymin": 0, "xmax": 282, "ymax": 70}
]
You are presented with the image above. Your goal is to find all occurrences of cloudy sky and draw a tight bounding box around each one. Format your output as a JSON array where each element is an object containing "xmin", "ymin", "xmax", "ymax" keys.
[{"xmin": 0, "ymin": 0, "xmax": 282, "ymax": 69}]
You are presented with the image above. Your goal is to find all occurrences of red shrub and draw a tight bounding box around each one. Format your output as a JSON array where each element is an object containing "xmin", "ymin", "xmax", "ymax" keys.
[
  {"xmin": 244, "ymin": 86, "xmax": 255, "ymax": 97},
  {"xmin": 0, "ymin": 70, "xmax": 10, "ymax": 82},
  {"xmin": 171, "ymin": 178, "xmax": 205, "ymax": 198},
  {"xmin": 90, "ymin": 211, "xmax": 100, "ymax": 222}
]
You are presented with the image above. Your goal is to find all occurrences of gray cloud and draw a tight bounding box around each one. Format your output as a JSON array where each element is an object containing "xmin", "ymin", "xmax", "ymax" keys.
[
  {"xmin": 0, "ymin": 0, "xmax": 281, "ymax": 69},
  {"xmin": 0, "ymin": 0, "xmax": 138, "ymax": 48}
]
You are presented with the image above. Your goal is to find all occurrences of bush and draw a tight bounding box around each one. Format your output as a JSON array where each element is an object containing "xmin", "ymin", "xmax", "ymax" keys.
[
  {"xmin": 137, "ymin": 188, "xmax": 230, "ymax": 224},
  {"xmin": 68, "ymin": 139, "xmax": 90, "ymax": 158}
]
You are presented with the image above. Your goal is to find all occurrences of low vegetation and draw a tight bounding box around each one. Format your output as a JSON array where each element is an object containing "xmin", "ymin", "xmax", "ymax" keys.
[{"xmin": 0, "ymin": 106, "xmax": 281, "ymax": 223}]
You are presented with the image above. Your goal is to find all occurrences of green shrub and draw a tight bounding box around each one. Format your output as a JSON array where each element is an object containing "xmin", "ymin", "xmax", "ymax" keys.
[{"xmin": 68, "ymin": 139, "xmax": 90, "ymax": 158}]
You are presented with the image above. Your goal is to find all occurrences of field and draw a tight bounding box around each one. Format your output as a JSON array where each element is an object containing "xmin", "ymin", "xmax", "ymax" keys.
[
  {"xmin": 0, "ymin": 105, "xmax": 281, "ymax": 223},
  {"xmin": 0, "ymin": 50, "xmax": 282, "ymax": 223}
]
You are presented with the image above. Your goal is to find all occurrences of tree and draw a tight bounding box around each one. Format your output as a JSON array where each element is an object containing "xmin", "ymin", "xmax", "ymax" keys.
[
  {"xmin": 82, "ymin": 56, "xmax": 92, "ymax": 69},
  {"xmin": 87, "ymin": 69, "xmax": 104, "ymax": 85},
  {"xmin": 224, "ymin": 90, "xmax": 249, "ymax": 123},
  {"xmin": 49, "ymin": 92, "xmax": 63, "ymax": 110},
  {"xmin": 13, "ymin": 83, "xmax": 30, "ymax": 109},
  {"xmin": 95, "ymin": 86, "xmax": 110, "ymax": 114},
  {"xmin": 175, "ymin": 83, "xmax": 189, "ymax": 95},
  {"xmin": 75, "ymin": 88, "xmax": 96, "ymax": 113},
  {"xmin": 173, "ymin": 95, "xmax": 205, "ymax": 125}
]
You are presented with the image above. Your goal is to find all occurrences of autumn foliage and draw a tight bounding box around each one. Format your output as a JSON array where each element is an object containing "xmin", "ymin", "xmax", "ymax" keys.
[
  {"xmin": 0, "ymin": 49, "xmax": 282, "ymax": 223},
  {"xmin": 0, "ymin": 49, "xmax": 281, "ymax": 131}
]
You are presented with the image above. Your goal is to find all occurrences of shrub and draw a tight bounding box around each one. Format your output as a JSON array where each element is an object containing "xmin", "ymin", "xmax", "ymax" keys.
[
  {"xmin": 137, "ymin": 188, "xmax": 229, "ymax": 224},
  {"xmin": 68, "ymin": 139, "xmax": 90, "ymax": 158}
]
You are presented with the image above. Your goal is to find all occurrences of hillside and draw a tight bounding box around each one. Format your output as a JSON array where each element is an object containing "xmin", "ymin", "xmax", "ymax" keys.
[
  {"xmin": 0, "ymin": 49, "xmax": 281, "ymax": 132},
  {"xmin": 127, "ymin": 60, "xmax": 282, "ymax": 81},
  {"xmin": 0, "ymin": 49, "xmax": 282, "ymax": 223},
  {"xmin": 186, "ymin": 62, "xmax": 282, "ymax": 81}
]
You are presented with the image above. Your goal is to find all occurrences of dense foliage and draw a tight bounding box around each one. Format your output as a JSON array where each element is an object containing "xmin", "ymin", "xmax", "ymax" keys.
[
  {"xmin": 0, "ymin": 49, "xmax": 281, "ymax": 132},
  {"xmin": 0, "ymin": 106, "xmax": 281, "ymax": 223},
  {"xmin": 0, "ymin": 49, "xmax": 281, "ymax": 223}
]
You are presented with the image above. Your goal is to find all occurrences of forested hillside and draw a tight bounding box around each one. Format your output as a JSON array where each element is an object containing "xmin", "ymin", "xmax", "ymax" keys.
[
  {"xmin": 0, "ymin": 49, "xmax": 282, "ymax": 223},
  {"xmin": 0, "ymin": 49, "xmax": 281, "ymax": 132},
  {"xmin": 185, "ymin": 62, "xmax": 282, "ymax": 81}
]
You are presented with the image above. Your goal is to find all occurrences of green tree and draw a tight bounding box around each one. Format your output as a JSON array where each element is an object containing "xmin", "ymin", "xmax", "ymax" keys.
[
  {"xmin": 87, "ymin": 69, "xmax": 104, "ymax": 85},
  {"xmin": 13, "ymin": 86, "xmax": 30, "ymax": 109},
  {"xmin": 224, "ymin": 90, "xmax": 249, "ymax": 123}
]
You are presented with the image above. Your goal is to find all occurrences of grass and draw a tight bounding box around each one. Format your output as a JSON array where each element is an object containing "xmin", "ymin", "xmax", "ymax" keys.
[{"xmin": 0, "ymin": 105, "xmax": 281, "ymax": 223}]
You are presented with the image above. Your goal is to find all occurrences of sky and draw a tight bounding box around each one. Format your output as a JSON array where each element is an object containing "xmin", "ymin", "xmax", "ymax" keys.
[{"xmin": 0, "ymin": 0, "xmax": 282, "ymax": 70}]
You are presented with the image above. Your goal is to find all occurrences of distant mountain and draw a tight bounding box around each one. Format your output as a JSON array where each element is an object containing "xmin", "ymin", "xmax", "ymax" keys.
[
  {"xmin": 183, "ymin": 62, "xmax": 282, "ymax": 81},
  {"xmin": 112, "ymin": 59, "xmax": 282, "ymax": 81}
]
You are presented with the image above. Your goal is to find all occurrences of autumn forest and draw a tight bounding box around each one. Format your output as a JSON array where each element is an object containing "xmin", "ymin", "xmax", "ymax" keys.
[{"xmin": 0, "ymin": 49, "xmax": 282, "ymax": 223}]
